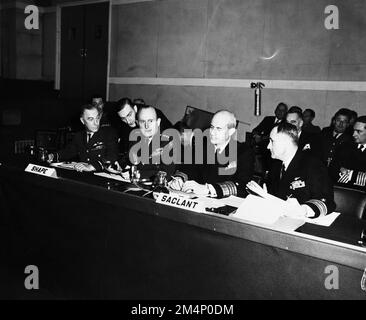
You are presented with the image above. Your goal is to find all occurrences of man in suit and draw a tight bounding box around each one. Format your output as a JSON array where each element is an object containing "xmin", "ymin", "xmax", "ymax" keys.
[
  {"xmin": 321, "ymin": 108, "xmax": 353, "ymax": 167},
  {"xmin": 330, "ymin": 116, "xmax": 366, "ymax": 190},
  {"xmin": 124, "ymin": 105, "xmax": 175, "ymax": 181},
  {"xmin": 169, "ymin": 110, "xmax": 254, "ymax": 198},
  {"xmin": 302, "ymin": 108, "xmax": 321, "ymax": 134},
  {"xmin": 248, "ymin": 122, "xmax": 335, "ymax": 218},
  {"xmin": 48, "ymin": 104, "xmax": 119, "ymax": 172},
  {"xmin": 116, "ymin": 97, "xmax": 173, "ymax": 155},
  {"xmin": 252, "ymin": 102, "xmax": 288, "ymax": 139},
  {"xmin": 286, "ymin": 107, "xmax": 322, "ymax": 159},
  {"xmin": 252, "ymin": 102, "xmax": 288, "ymax": 171}
]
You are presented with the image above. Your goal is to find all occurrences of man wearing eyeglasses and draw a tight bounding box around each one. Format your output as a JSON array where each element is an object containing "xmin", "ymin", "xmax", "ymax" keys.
[{"xmin": 48, "ymin": 104, "xmax": 119, "ymax": 172}]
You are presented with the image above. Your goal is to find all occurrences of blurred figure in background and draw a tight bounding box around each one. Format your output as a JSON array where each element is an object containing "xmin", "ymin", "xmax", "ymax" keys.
[{"xmin": 302, "ymin": 108, "xmax": 321, "ymax": 134}]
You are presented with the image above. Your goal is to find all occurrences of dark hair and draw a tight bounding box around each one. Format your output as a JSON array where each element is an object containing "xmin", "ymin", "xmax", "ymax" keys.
[
  {"xmin": 349, "ymin": 110, "xmax": 358, "ymax": 120},
  {"xmin": 287, "ymin": 106, "xmax": 303, "ymax": 120},
  {"xmin": 276, "ymin": 122, "xmax": 299, "ymax": 145},
  {"xmin": 80, "ymin": 104, "xmax": 99, "ymax": 117},
  {"xmin": 275, "ymin": 102, "xmax": 288, "ymax": 111},
  {"xmin": 116, "ymin": 97, "xmax": 133, "ymax": 112},
  {"xmin": 303, "ymin": 108, "xmax": 315, "ymax": 118},
  {"xmin": 173, "ymin": 120, "xmax": 191, "ymax": 133},
  {"xmin": 133, "ymin": 98, "xmax": 145, "ymax": 107},
  {"xmin": 334, "ymin": 108, "xmax": 351, "ymax": 121},
  {"xmin": 356, "ymin": 116, "xmax": 366, "ymax": 125}
]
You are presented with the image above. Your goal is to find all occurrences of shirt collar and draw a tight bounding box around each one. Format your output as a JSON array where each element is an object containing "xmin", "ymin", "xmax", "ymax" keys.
[
  {"xmin": 214, "ymin": 139, "xmax": 231, "ymax": 154},
  {"xmin": 282, "ymin": 148, "xmax": 298, "ymax": 171}
]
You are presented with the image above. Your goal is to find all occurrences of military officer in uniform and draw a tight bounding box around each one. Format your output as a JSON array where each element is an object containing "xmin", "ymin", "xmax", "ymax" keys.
[
  {"xmin": 330, "ymin": 116, "xmax": 366, "ymax": 190},
  {"xmin": 248, "ymin": 122, "xmax": 335, "ymax": 218},
  {"xmin": 169, "ymin": 110, "xmax": 254, "ymax": 198},
  {"xmin": 122, "ymin": 105, "xmax": 175, "ymax": 181},
  {"xmin": 48, "ymin": 104, "xmax": 119, "ymax": 172}
]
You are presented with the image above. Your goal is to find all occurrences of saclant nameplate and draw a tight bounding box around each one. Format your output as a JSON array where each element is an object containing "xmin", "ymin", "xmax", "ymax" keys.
[{"xmin": 155, "ymin": 193, "xmax": 204, "ymax": 213}]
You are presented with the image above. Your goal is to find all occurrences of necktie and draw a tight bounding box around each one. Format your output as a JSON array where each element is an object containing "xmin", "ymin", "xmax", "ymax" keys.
[
  {"xmin": 87, "ymin": 133, "xmax": 92, "ymax": 143},
  {"xmin": 280, "ymin": 163, "xmax": 286, "ymax": 179},
  {"xmin": 358, "ymin": 144, "xmax": 365, "ymax": 152}
]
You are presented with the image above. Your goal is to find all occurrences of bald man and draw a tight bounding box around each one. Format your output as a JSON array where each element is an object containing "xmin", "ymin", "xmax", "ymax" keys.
[{"xmin": 170, "ymin": 110, "xmax": 254, "ymax": 198}]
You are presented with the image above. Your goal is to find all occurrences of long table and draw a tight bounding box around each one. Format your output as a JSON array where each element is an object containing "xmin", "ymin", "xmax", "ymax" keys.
[{"xmin": 1, "ymin": 158, "xmax": 366, "ymax": 299}]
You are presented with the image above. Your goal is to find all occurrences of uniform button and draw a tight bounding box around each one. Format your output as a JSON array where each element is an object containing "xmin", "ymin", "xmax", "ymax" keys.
[
  {"xmin": 98, "ymin": 154, "xmax": 101, "ymax": 157},
  {"xmin": 87, "ymin": 158, "xmax": 90, "ymax": 161},
  {"xmin": 86, "ymin": 150, "xmax": 89, "ymax": 153}
]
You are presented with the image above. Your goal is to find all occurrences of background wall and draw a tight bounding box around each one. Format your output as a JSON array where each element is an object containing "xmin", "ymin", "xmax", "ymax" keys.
[
  {"xmin": 0, "ymin": 0, "xmax": 55, "ymax": 80},
  {"xmin": 109, "ymin": 0, "xmax": 366, "ymax": 134}
]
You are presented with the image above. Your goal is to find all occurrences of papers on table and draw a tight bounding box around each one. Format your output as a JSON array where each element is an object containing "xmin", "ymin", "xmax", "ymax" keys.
[
  {"xmin": 233, "ymin": 194, "xmax": 341, "ymax": 228},
  {"xmin": 50, "ymin": 162, "xmax": 79, "ymax": 170},
  {"xmin": 94, "ymin": 171, "xmax": 130, "ymax": 182},
  {"xmin": 234, "ymin": 194, "xmax": 284, "ymax": 225},
  {"xmin": 305, "ymin": 211, "xmax": 341, "ymax": 227}
]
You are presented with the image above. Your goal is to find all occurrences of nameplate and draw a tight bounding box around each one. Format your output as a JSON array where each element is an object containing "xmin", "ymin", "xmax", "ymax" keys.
[
  {"xmin": 155, "ymin": 193, "xmax": 205, "ymax": 213},
  {"xmin": 25, "ymin": 163, "xmax": 57, "ymax": 178}
]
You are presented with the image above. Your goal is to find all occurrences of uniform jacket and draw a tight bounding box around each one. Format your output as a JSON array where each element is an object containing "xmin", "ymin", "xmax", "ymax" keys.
[
  {"xmin": 321, "ymin": 127, "xmax": 352, "ymax": 166},
  {"xmin": 252, "ymin": 116, "xmax": 279, "ymax": 136},
  {"xmin": 330, "ymin": 142, "xmax": 366, "ymax": 190},
  {"xmin": 267, "ymin": 149, "xmax": 336, "ymax": 217},
  {"xmin": 298, "ymin": 131, "xmax": 322, "ymax": 159},
  {"xmin": 176, "ymin": 140, "xmax": 255, "ymax": 198},
  {"xmin": 118, "ymin": 107, "xmax": 173, "ymax": 155},
  {"xmin": 128, "ymin": 133, "xmax": 176, "ymax": 181},
  {"xmin": 56, "ymin": 126, "xmax": 119, "ymax": 171}
]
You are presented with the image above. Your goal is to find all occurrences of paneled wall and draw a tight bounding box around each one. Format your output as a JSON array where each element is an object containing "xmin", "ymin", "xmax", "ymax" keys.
[{"xmin": 109, "ymin": 0, "xmax": 366, "ymax": 130}]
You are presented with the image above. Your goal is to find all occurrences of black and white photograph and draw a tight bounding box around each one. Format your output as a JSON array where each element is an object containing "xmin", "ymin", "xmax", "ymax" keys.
[{"xmin": 0, "ymin": 0, "xmax": 366, "ymax": 303}]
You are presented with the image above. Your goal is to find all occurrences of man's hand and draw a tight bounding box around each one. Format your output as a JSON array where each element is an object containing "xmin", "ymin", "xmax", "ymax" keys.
[
  {"xmin": 74, "ymin": 162, "xmax": 96, "ymax": 172},
  {"xmin": 282, "ymin": 198, "xmax": 307, "ymax": 218},
  {"xmin": 182, "ymin": 180, "xmax": 209, "ymax": 196},
  {"xmin": 105, "ymin": 161, "xmax": 122, "ymax": 174},
  {"xmin": 168, "ymin": 177, "xmax": 184, "ymax": 190},
  {"xmin": 246, "ymin": 180, "xmax": 268, "ymax": 198},
  {"xmin": 47, "ymin": 153, "xmax": 54, "ymax": 163}
]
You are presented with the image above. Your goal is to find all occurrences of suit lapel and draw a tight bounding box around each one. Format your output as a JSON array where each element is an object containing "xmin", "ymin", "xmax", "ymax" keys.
[{"xmin": 278, "ymin": 150, "xmax": 302, "ymax": 195}]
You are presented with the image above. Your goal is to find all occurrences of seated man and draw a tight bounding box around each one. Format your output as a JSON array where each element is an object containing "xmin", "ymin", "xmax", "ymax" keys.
[
  {"xmin": 48, "ymin": 104, "xmax": 119, "ymax": 172},
  {"xmin": 170, "ymin": 110, "xmax": 254, "ymax": 198},
  {"xmin": 116, "ymin": 97, "xmax": 173, "ymax": 155},
  {"xmin": 248, "ymin": 122, "xmax": 335, "ymax": 218},
  {"xmin": 286, "ymin": 107, "xmax": 322, "ymax": 159},
  {"xmin": 252, "ymin": 102, "xmax": 288, "ymax": 171},
  {"xmin": 330, "ymin": 116, "xmax": 366, "ymax": 191},
  {"xmin": 321, "ymin": 108, "xmax": 352, "ymax": 167},
  {"xmin": 122, "ymin": 105, "xmax": 175, "ymax": 181},
  {"xmin": 302, "ymin": 108, "xmax": 321, "ymax": 134}
]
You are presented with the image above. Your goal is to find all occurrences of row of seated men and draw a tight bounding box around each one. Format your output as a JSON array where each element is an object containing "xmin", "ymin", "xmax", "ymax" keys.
[
  {"xmin": 45, "ymin": 96, "xmax": 366, "ymax": 221},
  {"xmin": 252, "ymin": 103, "xmax": 366, "ymax": 192}
]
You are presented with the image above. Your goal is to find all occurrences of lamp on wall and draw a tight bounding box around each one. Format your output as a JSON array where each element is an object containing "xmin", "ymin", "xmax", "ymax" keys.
[{"xmin": 250, "ymin": 82, "xmax": 265, "ymax": 116}]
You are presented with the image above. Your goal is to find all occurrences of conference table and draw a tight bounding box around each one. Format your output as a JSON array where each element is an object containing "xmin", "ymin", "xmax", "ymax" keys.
[{"xmin": 0, "ymin": 156, "xmax": 366, "ymax": 299}]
